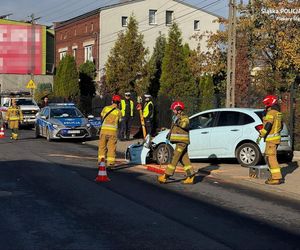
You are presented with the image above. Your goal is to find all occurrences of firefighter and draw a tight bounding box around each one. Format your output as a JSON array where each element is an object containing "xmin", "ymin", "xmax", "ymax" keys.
[
  {"xmin": 6, "ymin": 99, "xmax": 23, "ymax": 140},
  {"xmin": 257, "ymin": 95, "xmax": 284, "ymax": 185},
  {"xmin": 98, "ymin": 95, "xmax": 122, "ymax": 168},
  {"xmin": 158, "ymin": 101, "xmax": 196, "ymax": 184},
  {"xmin": 143, "ymin": 94, "xmax": 154, "ymax": 136},
  {"xmin": 119, "ymin": 92, "xmax": 134, "ymax": 140}
]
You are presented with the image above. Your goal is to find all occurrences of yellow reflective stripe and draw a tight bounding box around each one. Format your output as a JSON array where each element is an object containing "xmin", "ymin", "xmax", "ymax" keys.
[
  {"xmin": 270, "ymin": 168, "xmax": 281, "ymax": 174},
  {"xmin": 167, "ymin": 164, "xmax": 175, "ymax": 170},
  {"xmin": 176, "ymin": 147, "xmax": 183, "ymax": 152},
  {"xmin": 170, "ymin": 134, "xmax": 189, "ymax": 138},
  {"xmin": 265, "ymin": 115, "xmax": 274, "ymax": 120},
  {"xmin": 102, "ymin": 127, "xmax": 117, "ymax": 131},
  {"xmin": 260, "ymin": 129, "xmax": 267, "ymax": 136},
  {"xmin": 107, "ymin": 157, "xmax": 115, "ymax": 161},
  {"xmin": 266, "ymin": 136, "xmax": 281, "ymax": 141},
  {"xmin": 184, "ymin": 165, "xmax": 192, "ymax": 171},
  {"xmin": 9, "ymin": 117, "xmax": 20, "ymax": 121}
]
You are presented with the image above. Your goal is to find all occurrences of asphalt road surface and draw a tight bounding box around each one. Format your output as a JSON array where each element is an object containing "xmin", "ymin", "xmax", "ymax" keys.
[{"xmin": 0, "ymin": 129, "xmax": 300, "ymax": 250}]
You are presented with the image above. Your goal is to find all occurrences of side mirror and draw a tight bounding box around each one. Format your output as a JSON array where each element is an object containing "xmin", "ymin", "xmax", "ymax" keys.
[{"xmin": 88, "ymin": 115, "xmax": 94, "ymax": 119}]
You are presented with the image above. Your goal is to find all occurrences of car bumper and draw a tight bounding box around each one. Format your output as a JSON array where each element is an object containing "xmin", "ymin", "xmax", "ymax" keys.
[{"xmin": 50, "ymin": 127, "xmax": 91, "ymax": 139}]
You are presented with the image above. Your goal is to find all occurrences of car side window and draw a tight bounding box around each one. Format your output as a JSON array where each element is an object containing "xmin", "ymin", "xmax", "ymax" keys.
[
  {"xmin": 216, "ymin": 111, "xmax": 254, "ymax": 126},
  {"xmin": 190, "ymin": 112, "xmax": 217, "ymax": 130}
]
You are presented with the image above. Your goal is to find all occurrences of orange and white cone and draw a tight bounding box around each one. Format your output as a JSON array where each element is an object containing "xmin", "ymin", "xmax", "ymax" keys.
[
  {"xmin": 95, "ymin": 158, "xmax": 110, "ymax": 182},
  {"xmin": 0, "ymin": 127, "xmax": 4, "ymax": 138}
]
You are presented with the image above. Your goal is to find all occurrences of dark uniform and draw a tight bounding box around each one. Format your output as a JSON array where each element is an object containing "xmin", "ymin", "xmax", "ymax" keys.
[{"xmin": 120, "ymin": 93, "xmax": 134, "ymax": 140}]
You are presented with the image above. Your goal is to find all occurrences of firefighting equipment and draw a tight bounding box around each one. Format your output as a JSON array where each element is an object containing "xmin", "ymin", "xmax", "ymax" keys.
[
  {"xmin": 182, "ymin": 175, "xmax": 195, "ymax": 185},
  {"xmin": 112, "ymin": 94, "xmax": 121, "ymax": 103},
  {"xmin": 98, "ymin": 103, "xmax": 122, "ymax": 166},
  {"xmin": 137, "ymin": 96, "xmax": 147, "ymax": 138},
  {"xmin": 95, "ymin": 158, "xmax": 110, "ymax": 182},
  {"xmin": 259, "ymin": 100, "xmax": 283, "ymax": 184},
  {"xmin": 0, "ymin": 127, "xmax": 4, "ymax": 138},
  {"xmin": 262, "ymin": 95, "xmax": 278, "ymax": 108},
  {"xmin": 170, "ymin": 101, "xmax": 185, "ymax": 111},
  {"xmin": 157, "ymin": 174, "xmax": 170, "ymax": 184}
]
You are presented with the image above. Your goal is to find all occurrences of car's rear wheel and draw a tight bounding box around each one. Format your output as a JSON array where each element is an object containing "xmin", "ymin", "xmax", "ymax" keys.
[
  {"xmin": 236, "ymin": 142, "xmax": 262, "ymax": 167},
  {"xmin": 154, "ymin": 144, "xmax": 174, "ymax": 165}
]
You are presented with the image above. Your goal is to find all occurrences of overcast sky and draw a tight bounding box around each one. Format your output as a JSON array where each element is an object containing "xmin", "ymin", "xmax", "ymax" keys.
[{"xmin": 1, "ymin": 0, "xmax": 228, "ymax": 26}]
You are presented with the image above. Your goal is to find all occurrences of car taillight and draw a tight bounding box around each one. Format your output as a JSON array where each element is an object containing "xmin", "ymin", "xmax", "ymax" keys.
[{"xmin": 255, "ymin": 124, "xmax": 263, "ymax": 132}]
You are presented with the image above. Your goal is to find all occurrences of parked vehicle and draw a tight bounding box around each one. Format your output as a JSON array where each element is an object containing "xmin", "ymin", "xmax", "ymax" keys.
[
  {"xmin": 35, "ymin": 103, "xmax": 95, "ymax": 141},
  {"xmin": 127, "ymin": 108, "xmax": 293, "ymax": 167},
  {"xmin": 1, "ymin": 92, "xmax": 40, "ymax": 127}
]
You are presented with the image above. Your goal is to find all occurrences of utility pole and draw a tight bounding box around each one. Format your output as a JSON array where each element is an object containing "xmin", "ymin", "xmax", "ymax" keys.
[{"xmin": 226, "ymin": 0, "xmax": 237, "ymax": 107}]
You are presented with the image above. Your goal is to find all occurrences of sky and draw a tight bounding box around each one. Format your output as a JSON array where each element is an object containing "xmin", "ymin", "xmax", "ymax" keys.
[{"xmin": 0, "ymin": 0, "xmax": 228, "ymax": 26}]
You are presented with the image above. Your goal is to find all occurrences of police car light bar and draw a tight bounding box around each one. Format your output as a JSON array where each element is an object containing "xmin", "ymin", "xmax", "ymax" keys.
[{"xmin": 48, "ymin": 103, "xmax": 75, "ymax": 106}]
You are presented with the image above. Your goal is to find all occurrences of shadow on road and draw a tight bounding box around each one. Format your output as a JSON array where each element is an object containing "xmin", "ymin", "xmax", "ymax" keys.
[{"xmin": 281, "ymin": 161, "xmax": 299, "ymax": 179}]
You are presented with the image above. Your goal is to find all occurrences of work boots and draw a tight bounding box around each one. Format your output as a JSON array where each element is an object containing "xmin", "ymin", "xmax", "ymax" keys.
[
  {"xmin": 265, "ymin": 178, "xmax": 284, "ymax": 185},
  {"xmin": 157, "ymin": 174, "xmax": 170, "ymax": 184},
  {"xmin": 182, "ymin": 175, "xmax": 195, "ymax": 185}
]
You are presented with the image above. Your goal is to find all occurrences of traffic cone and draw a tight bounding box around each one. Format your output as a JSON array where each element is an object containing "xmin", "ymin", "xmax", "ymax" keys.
[
  {"xmin": 95, "ymin": 158, "xmax": 110, "ymax": 182},
  {"xmin": 0, "ymin": 127, "xmax": 4, "ymax": 138}
]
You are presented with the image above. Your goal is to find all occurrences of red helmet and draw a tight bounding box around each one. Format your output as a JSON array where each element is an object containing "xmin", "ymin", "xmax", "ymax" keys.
[
  {"xmin": 171, "ymin": 101, "xmax": 184, "ymax": 111},
  {"xmin": 263, "ymin": 95, "xmax": 277, "ymax": 107},
  {"xmin": 112, "ymin": 94, "xmax": 121, "ymax": 103}
]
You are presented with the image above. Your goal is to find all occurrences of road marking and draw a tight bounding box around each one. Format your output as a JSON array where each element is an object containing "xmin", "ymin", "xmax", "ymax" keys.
[{"xmin": 48, "ymin": 154, "xmax": 96, "ymax": 160}]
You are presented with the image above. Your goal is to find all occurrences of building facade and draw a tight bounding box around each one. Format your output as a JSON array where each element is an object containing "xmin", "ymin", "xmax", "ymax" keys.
[
  {"xmin": 54, "ymin": 0, "xmax": 220, "ymax": 80},
  {"xmin": 0, "ymin": 19, "xmax": 54, "ymax": 92}
]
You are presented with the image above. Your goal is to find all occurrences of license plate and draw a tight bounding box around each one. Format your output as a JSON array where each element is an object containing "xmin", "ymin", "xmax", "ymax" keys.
[{"xmin": 68, "ymin": 130, "xmax": 80, "ymax": 134}]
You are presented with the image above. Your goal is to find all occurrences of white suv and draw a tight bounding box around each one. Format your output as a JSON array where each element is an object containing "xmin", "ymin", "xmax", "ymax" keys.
[{"xmin": 149, "ymin": 108, "xmax": 293, "ymax": 167}]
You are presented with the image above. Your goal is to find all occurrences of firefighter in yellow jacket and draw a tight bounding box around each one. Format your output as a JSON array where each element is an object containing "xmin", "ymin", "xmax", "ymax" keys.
[
  {"xmin": 257, "ymin": 95, "xmax": 284, "ymax": 185},
  {"xmin": 98, "ymin": 95, "xmax": 122, "ymax": 168},
  {"xmin": 158, "ymin": 101, "xmax": 196, "ymax": 184},
  {"xmin": 6, "ymin": 99, "xmax": 23, "ymax": 140}
]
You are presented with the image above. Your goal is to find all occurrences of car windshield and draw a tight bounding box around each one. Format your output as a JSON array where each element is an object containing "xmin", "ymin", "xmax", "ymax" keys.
[
  {"xmin": 254, "ymin": 110, "xmax": 265, "ymax": 121},
  {"xmin": 50, "ymin": 108, "xmax": 83, "ymax": 118},
  {"xmin": 16, "ymin": 99, "xmax": 36, "ymax": 106}
]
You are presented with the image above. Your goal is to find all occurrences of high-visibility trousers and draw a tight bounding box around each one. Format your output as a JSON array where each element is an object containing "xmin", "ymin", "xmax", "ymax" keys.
[
  {"xmin": 265, "ymin": 141, "xmax": 282, "ymax": 180},
  {"xmin": 165, "ymin": 142, "xmax": 195, "ymax": 177},
  {"xmin": 98, "ymin": 134, "xmax": 117, "ymax": 166}
]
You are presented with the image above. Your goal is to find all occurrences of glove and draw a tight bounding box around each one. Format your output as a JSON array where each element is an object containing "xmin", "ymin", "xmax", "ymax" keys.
[
  {"xmin": 172, "ymin": 115, "xmax": 179, "ymax": 124},
  {"xmin": 256, "ymin": 137, "xmax": 261, "ymax": 145}
]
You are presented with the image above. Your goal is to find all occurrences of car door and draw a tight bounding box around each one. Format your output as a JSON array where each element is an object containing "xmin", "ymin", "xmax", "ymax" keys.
[
  {"xmin": 40, "ymin": 108, "xmax": 50, "ymax": 136},
  {"xmin": 209, "ymin": 111, "xmax": 245, "ymax": 157},
  {"xmin": 188, "ymin": 111, "xmax": 218, "ymax": 158}
]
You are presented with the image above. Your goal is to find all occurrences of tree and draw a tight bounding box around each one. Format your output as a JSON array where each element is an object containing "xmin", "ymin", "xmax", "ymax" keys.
[
  {"xmin": 105, "ymin": 15, "xmax": 148, "ymax": 96},
  {"xmin": 148, "ymin": 33, "xmax": 166, "ymax": 98},
  {"xmin": 54, "ymin": 55, "xmax": 79, "ymax": 100},
  {"xmin": 79, "ymin": 61, "xmax": 96, "ymax": 96},
  {"xmin": 199, "ymin": 74, "xmax": 215, "ymax": 111},
  {"xmin": 34, "ymin": 83, "xmax": 53, "ymax": 104},
  {"xmin": 159, "ymin": 22, "xmax": 196, "ymax": 99}
]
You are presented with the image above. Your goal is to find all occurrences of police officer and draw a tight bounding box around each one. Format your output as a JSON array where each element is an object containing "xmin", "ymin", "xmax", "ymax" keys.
[
  {"xmin": 120, "ymin": 92, "xmax": 134, "ymax": 140},
  {"xmin": 98, "ymin": 95, "xmax": 122, "ymax": 168},
  {"xmin": 143, "ymin": 94, "xmax": 154, "ymax": 136},
  {"xmin": 6, "ymin": 99, "xmax": 23, "ymax": 140},
  {"xmin": 257, "ymin": 95, "xmax": 284, "ymax": 185},
  {"xmin": 158, "ymin": 101, "xmax": 196, "ymax": 184}
]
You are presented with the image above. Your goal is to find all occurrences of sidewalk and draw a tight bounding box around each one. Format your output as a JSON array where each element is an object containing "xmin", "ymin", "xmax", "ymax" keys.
[{"xmin": 84, "ymin": 138, "xmax": 300, "ymax": 202}]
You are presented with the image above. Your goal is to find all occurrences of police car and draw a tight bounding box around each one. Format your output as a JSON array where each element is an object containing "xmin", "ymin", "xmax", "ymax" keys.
[{"xmin": 35, "ymin": 103, "xmax": 96, "ymax": 141}]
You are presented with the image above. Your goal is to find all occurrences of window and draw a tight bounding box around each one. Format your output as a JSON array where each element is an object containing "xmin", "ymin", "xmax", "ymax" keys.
[
  {"xmin": 149, "ymin": 10, "xmax": 157, "ymax": 25},
  {"xmin": 73, "ymin": 48, "xmax": 77, "ymax": 58},
  {"xmin": 59, "ymin": 51, "xmax": 67, "ymax": 60},
  {"xmin": 74, "ymin": 29, "xmax": 77, "ymax": 36},
  {"xmin": 85, "ymin": 24, "xmax": 88, "ymax": 33},
  {"xmin": 194, "ymin": 20, "xmax": 200, "ymax": 31},
  {"xmin": 216, "ymin": 111, "xmax": 254, "ymax": 126},
  {"xmin": 84, "ymin": 45, "xmax": 93, "ymax": 62},
  {"xmin": 166, "ymin": 11, "xmax": 173, "ymax": 25},
  {"xmin": 121, "ymin": 16, "xmax": 128, "ymax": 27},
  {"xmin": 91, "ymin": 23, "xmax": 94, "ymax": 31},
  {"xmin": 190, "ymin": 112, "xmax": 217, "ymax": 130}
]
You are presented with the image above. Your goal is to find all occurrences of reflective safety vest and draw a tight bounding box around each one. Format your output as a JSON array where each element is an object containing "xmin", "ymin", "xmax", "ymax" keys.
[
  {"xmin": 260, "ymin": 109, "xmax": 282, "ymax": 144},
  {"xmin": 100, "ymin": 105, "xmax": 122, "ymax": 136},
  {"xmin": 121, "ymin": 99, "xmax": 134, "ymax": 117},
  {"xmin": 170, "ymin": 113, "xmax": 190, "ymax": 144},
  {"xmin": 143, "ymin": 101, "xmax": 153, "ymax": 119},
  {"xmin": 6, "ymin": 106, "xmax": 23, "ymax": 121}
]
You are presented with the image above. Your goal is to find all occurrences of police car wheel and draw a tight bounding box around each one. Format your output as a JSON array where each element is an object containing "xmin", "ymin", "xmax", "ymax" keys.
[
  {"xmin": 154, "ymin": 143, "xmax": 174, "ymax": 165},
  {"xmin": 46, "ymin": 129, "xmax": 52, "ymax": 142},
  {"xmin": 35, "ymin": 125, "xmax": 41, "ymax": 138},
  {"xmin": 236, "ymin": 142, "xmax": 262, "ymax": 167}
]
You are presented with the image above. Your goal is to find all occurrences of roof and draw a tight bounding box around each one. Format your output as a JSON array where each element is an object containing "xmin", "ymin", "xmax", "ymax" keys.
[
  {"xmin": 0, "ymin": 18, "xmax": 46, "ymax": 27},
  {"xmin": 55, "ymin": 0, "xmax": 222, "ymax": 28}
]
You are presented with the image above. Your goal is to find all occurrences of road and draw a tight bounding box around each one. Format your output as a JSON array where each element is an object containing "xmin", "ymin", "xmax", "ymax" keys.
[{"xmin": 0, "ymin": 129, "xmax": 300, "ymax": 250}]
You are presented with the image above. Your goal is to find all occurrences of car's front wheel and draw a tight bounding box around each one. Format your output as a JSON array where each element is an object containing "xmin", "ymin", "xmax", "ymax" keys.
[
  {"xmin": 236, "ymin": 142, "xmax": 262, "ymax": 167},
  {"xmin": 46, "ymin": 128, "xmax": 52, "ymax": 142},
  {"xmin": 153, "ymin": 143, "xmax": 174, "ymax": 165}
]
